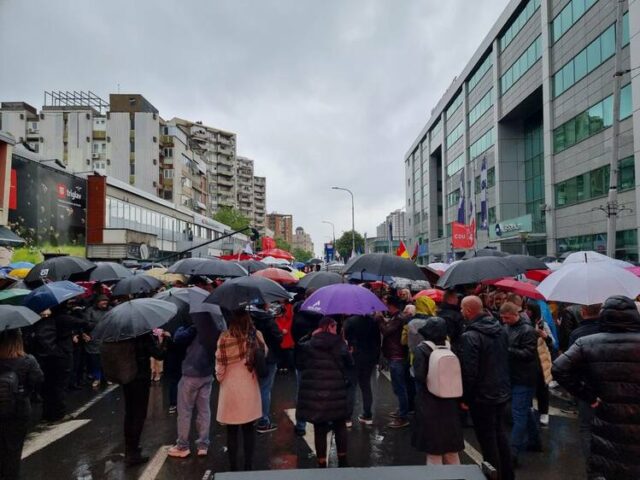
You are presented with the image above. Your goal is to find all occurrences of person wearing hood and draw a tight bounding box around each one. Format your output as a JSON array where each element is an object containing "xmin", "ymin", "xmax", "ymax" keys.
[
  {"xmin": 552, "ymin": 295, "xmax": 640, "ymax": 480},
  {"xmin": 437, "ymin": 290, "xmax": 465, "ymax": 355},
  {"xmin": 406, "ymin": 296, "xmax": 437, "ymax": 354},
  {"xmin": 297, "ymin": 317, "xmax": 353, "ymax": 468},
  {"xmin": 460, "ymin": 295, "xmax": 513, "ymax": 480},
  {"xmin": 83, "ymin": 294, "xmax": 111, "ymax": 388},
  {"xmin": 411, "ymin": 317, "xmax": 464, "ymax": 465}
]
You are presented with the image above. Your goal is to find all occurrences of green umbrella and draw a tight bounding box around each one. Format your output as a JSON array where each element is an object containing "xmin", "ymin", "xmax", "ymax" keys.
[{"xmin": 0, "ymin": 288, "xmax": 31, "ymax": 305}]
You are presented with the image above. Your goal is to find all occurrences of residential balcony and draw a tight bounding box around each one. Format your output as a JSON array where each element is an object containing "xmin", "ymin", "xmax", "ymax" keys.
[
  {"xmin": 218, "ymin": 195, "xmax": 235, "ymax": 207},
  {"xmin": 217, "ymin": 165, "xmax": 234, "ymax": 175},
  {"xmin": 160, "ymin": 135, "xmax": 173, "ymax": 146},
  {"xmin": 218, "ymin": 176, "xmax": 234, "ymax": 187},
  {"xmin": 93, "ymin": 130, "xmax": 106, "ymax": 140},
  {"xmin": 218, "ymin": 146, "xmax": 234, "ymax": 156},
  {"xmin": 217, "ymin": 155, "xmax": 234, "ymax": 167}
]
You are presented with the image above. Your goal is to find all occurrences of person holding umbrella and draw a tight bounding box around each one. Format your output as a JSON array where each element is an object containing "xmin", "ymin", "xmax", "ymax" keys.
[
  {"xmin": 0, "ymin": 307, "xmax": 44, "ymax": 480},
  {"xmin": 83, "ymin": 294, "xmax": 111, "ymax": 388}
]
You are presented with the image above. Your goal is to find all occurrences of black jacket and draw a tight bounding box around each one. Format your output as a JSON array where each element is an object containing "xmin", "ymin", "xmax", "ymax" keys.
[
  {"xmin": 505, "ymin": 320, "xmax": 538, "ymax": 387},
  {"xmin": 0, "ymin": 354, "xmax": 43, "ymax": 418},
  {"xmin": 250, "ymin": 309, "xmax": 283, "ymax": 364},
  {"xmin": 552, "ymin": 296, "xmax": 640, "ymax": 479},
  {"xmin": 296, "ymin": 332, "xmax": 353, "ymax": 424},
  {"xmin": 568, "ymin": 317, "xmax": 601, "ymax": 348},
  {"xmin": 31, "ymin": 313, "xmax": 88, "ymax": 359},
  {"xmin": 133, "ymin": 334, "xmax": 167, "ymax": 382},
  {"xmin": 460, "ymin": 312, "xmax": 510, "ymax": 405},
  {"xmin": 437, "ymin": 303, "xmax": 464, "ymax": 353},
  {"xmin": 343, "ymin": 315, "xmax": 380, "ymax": 364},
  {"xmin": 291, "ymin": 301, "xmax": 322, "ymax": 353}
]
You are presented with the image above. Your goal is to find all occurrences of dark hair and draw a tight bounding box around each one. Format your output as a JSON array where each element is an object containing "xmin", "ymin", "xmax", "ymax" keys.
[
  {"xmin": 526, "ymin": 301, "xmax": 541, "ymax": 322},
  {"xmin": 384, "ymin": 294, "xmax": 403, "ymax": 309}
]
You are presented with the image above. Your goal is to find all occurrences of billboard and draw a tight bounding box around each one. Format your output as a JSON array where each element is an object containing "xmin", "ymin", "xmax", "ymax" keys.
[
  {"xmin": 8, "ymin": 154, "xmax": 86, "ymax": 250},
  {"xmin": 489, "ymin": 214, "xmax": 532, "ymax": 241}
]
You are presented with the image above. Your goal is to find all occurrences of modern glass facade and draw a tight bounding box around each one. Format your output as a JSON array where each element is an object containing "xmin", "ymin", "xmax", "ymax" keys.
[
  {"xmin": 446, "ymin": 153, "xmax": 465, "ymax": 177},
  {"xmin": 552, "ymin": 0, "xmax": 598, "ymax": 43},
  {"xmin": 446, "ymin": 121, "xmax": 464, "ymax": 148},
  {"xmin": 469, "ymin": 128, "xmax": 494, "ymax": 160},
  {"xmin": 500, "ymin": 36, "xmax": 542, "ymax": 94},
  {"xmin": 500, "ymin": 0, "xmax": 541, "ymax": 51},
  {"xmin": 524, "ymin": 118, "xmax": 545, "ymax": 232},
  {"xmin": 467, "ymin": 54, "xmax": 493, "ymax": 93},
  {"xmin": 557, "ymin": 229, "xmax": 638, "ymax": 261},
  {"xmin": 468, "ymin": 88, "xmax": 493, "ymax": 126}
]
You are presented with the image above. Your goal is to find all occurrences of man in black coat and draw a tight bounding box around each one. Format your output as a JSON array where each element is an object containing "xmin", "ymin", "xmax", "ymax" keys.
[
  {"xmin": 250, "ymin": 306, "xmax": 283, "ymax": 434},
  {"xmin": 552, "ymin": 295, "xmax": 640, "ymax": 480},
  {"xmin": 500, "ymin": 302, "xmax": 541, "ymax": 466},
  {"xmin": 460, "ymin": 296, "xmax": 513, "ymax": 480},
  {"xmin": 437, "ymin": 290, "xmax": 464, "ymax": 354}
]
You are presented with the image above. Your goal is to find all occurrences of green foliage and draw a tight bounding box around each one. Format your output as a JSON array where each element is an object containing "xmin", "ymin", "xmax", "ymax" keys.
[
  {"xmin": 275, "ymin": 238, "xmax": 292, "ymax": 252},
  {"xmin": 335, "ymin": 230, "xmax": 365, "ymax": 260},
  {"xmin": 213, "ymin": 207, "xmax": 251, "ymax": 231},
  {"xmin": 292, "ymin": 248, "xmax": 314, "ymax": 263},
  {"xmin": 11, "ymin": 244, "xmax": 87, "ymax": 264}
]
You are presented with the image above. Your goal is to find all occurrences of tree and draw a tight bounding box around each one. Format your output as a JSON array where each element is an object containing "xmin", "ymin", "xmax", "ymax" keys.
[
  {"xmin": 335, "ymin": 230, "xmax": 365, "ymax": 260},
  {"xmin": 292, "ymin": 248, "xmax": 314, "ymax": 263},
  {"xmin": 275, "ymin": 237, "xmax": 292, "ymax": 252},
  {"xmin": 213, "ymin": 207, "xmax": 251, "ymax": 231}
]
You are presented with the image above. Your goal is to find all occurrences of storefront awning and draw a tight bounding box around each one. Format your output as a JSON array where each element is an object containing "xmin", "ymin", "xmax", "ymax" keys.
[{"xmin": 0, "ymin": 226, "xmax": 25, "ymax": 247}]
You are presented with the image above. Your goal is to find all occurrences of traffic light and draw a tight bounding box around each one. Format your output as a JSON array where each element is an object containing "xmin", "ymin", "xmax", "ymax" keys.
[{"xmin": 250, "ymin": 227, "xmax": 260, "ymax": 241}]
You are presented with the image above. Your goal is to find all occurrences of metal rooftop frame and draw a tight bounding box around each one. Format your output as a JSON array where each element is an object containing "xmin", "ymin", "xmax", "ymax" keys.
[{"xmin": 43, "ymin": 91, "xmax": 109, "ymax": 113}]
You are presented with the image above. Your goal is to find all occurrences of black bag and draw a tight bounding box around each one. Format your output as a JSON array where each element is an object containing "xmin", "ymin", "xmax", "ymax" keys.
[
  {"xmin": 0, "ymin": 369, "xmax": 20, "ymax": 418},
  {"xmin": 249, "ymin": 331, "xmax": 268, "ymax": 379},
  {"xmin": 100, "ymin": 341, "xmax": 138, "ymax": 384}
]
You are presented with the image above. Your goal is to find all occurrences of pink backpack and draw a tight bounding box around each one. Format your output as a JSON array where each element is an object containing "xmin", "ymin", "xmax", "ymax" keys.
[{"xmin": 423, "ymin": 340, "xmax": 463, "ymax": 398}]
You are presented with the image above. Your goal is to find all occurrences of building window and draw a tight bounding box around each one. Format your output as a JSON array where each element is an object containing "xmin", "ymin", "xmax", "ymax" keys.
[
  {"xmin": 557, "ymin": 229, "xmax": 637, "ymax": 261},
  {"xmin": 468, "ymin": 88, "xmax": 493, "ymax": 126},
  {"xmin": 552, "ymin": 0, "xmax": 598, "ymax": 43},
  {"xmin": 475, "ymin": 167, "xmax": 496, "ymax": 191},
  {"xmin": 467, "ymin": 53, "xmax": 493, "ymax": 93},
  {"xmin": 130, "ymin": 163, "xmax": 135, "ymax": 175},
  {"xmin": 130, "ymin": 113, "xmax": 135, "ymax": 130},
  {"xmin": 446, "ymin": 154, "xmax": 465, "ymax": 177},
  {"xmin": 555, "ymin": 156, "xmax": 635, "ymax": 207},
  {"xmin": 500, "ymin": 36, "xmax": 541, "ymax": 95},
  {"xmin": 130, "ymin": 139, "xmax": 135, "ymax": 153},
  {"xmin": 446, "ymin": 92, "xmax": 463, "ymax": 120},
  {"xmin": 469, "ymin": 127, "xmax": 494, "ymax": 160},
  {"xmin": 446, "ymin": 189, "xmax": 460, "ymax": 207},
  {"xmin": 163, "ymin": 169, "xmax": 174, "ymax": 179},
  {"xmin": 446, "ymin": 121, "xmax": 464, "ymax": 149},
  {"xmin": 499, "ymin": 0, "xmax": 541, "ymax": 51}
]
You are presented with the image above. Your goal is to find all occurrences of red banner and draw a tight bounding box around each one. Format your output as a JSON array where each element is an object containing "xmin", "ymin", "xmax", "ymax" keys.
[
  {"xmin": 452, "ymin": 222, "xmax": 475, "ymax": 249},
  {"xmin": 261, "ymin": 236, "xmax": 276, "ymax": 251}
]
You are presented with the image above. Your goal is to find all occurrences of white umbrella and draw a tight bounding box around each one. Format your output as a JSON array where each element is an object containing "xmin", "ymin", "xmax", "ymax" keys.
[
  {"xmin": 562, "ymin": 250, "xmax": 633, "ymax": 269},
  {"xmin": 428, "ymin": 262, "xmax": 451, "ymax": 271},
  {"xmin": 537, "ymin": 262, "xmax": 640, "ymax": 305},
  {"xmin": 261, "ymin": 256, "xmax": 289, "ymax": 266},
  {"xmin": 545, "ymin": 262, "xmax": 562, "ymax": 271}
]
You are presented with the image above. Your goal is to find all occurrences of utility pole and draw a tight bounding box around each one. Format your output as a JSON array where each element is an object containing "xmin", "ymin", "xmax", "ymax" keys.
[{"xmin": 606, "ymin": 0, "xmax": 625, "ymax": 258}]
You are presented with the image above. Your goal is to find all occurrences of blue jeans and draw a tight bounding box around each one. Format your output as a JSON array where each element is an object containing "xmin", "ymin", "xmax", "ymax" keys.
[
  {"xmin": 176, "ymin": 375, "xmax": 213, "ymax": 449},
  {"xmin": 510, "ymin": 385, "xmax": 540, "ymax": 456},
  {"xmin": 258, "ymin": 362, "xmax": 278, "ymax": 426},
  {"xmin": 388, "ymin": 359, "xmax": 409, "ymax": 418},
  {"xmin": 295, "ymin": 368, "xmax": 306, "ymax": 430}
]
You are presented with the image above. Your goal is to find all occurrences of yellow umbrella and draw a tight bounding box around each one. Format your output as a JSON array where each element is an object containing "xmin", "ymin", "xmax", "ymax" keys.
[
  {"xmin": 158, "ymin": 273, "xmax": 187, "ymax": 285},
  {"xmin": 144, "ymin": 267, "xmax": 168, "ymax": 278},
  {"xmin": 8, "ymin": 268, "xmax": 31, "ymax": 279},
  {"xmin": 292, "ymin": 270, "xmax": 306, "ymax": 279}
]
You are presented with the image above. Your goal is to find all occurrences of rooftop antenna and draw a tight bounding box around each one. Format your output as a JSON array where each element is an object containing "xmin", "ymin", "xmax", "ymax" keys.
[{"xmin": 117, "ymin": 83, "xmax": 120, "ymax": 94}]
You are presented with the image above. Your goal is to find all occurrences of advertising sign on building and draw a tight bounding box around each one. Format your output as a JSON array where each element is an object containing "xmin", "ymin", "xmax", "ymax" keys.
[
  {"xmin": 489, "ymin": 214, "xmax": 533, "ymax": 241},
  {"xmin": 324, "ymin": 243, "xmax": 335, "ymax": 262},
  {"xmin": 8, "ymin": 154, "xmax": 87, "ymax": 252}
]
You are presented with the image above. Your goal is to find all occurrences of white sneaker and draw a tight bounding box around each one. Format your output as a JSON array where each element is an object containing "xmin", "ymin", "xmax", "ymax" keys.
[
  {"xmin": 539, "ymin": 414, "xmax": 549, "ymax": 426},
  {"xmin": 167, "ymin": 445, "xmax": 190, "ymax": 458},
  {"xmin": 197, "ymin": 447, "xmax": 208, "ymax": 457}
]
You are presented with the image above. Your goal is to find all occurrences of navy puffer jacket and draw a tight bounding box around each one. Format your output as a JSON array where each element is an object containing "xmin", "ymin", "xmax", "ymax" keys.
[{"xmin": 552, "ymin": 295, "xmax": 640, "ymax": 480}]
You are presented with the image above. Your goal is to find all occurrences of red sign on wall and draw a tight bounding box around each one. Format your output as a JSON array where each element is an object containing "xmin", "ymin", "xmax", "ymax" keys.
[{"xmin": 452, "ymin": 222, "xmax": 475, "ymax": 249}]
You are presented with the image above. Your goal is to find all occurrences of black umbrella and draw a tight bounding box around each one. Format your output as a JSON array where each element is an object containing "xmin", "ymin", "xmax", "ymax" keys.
[
  {"xmin": 205, "ymin": 276, "xmax": 291, "ymax": 311},
  {"xmin": 151, "ymin": 293, "xmax": 191, "ymax": 334},
  {"xmin": 238, "ymin": 260, "xmax": 268, "ymax": 274},
  {"xmin": 464, "ymin": 248, "xmax": 509, "ymax": 259},
  {"xmin": 307, "ymin": 259, "xmax": 323, "ymax": 265},
  {"xmin": 111, "ymin": 275, "xmax": 163, "ymax": 296},
  {"xmin": 343, "ymin": 253, "xmax": 426, "ymax": 281},
  {"xmin": 0, "ymin": 305, "xmax": 41, "ymax": 331},
  {"xmin": 89, "ymin": 262, "xmax": 133, "ymax": 283},
  {"xmin": 190, "ymin": 302, "xmax": 227, "ymax": 353},
  {"xmin": 298, "ymin": 271, "xmax": 343, "ymax": 290},
  {"xmin": 154, "ymin": 287, "xmax": 209, "ymax": 308},
  {"xmin": 25, "ymin": 256, "xmax": 96, "ymax": 286},
  {"xmin": 91, "ymin": 298, "xmax": 178, "ymax": 342},
  {"xmin": 168, "ymin": 258, "xmax": 247, "ymax": 277},
  {"xmin": 437, "ymin": 257, "xmax": 520, "ymax": 288},
  {"xmin": 503, "ymin": 255, "xmax": 548, "ymax": 273}
]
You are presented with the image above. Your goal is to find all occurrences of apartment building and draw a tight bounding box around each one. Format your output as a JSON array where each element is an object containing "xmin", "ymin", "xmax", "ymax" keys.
[
  {"xmin": 253, "ymin": 176, "xmax": 267, "ymax": 234},
  {"xmin": 405, "ymin": 0, "xmax": 639, "ymax": 261},
  {"xmin": 266, "ymin": 212, "xmax": 293, "ymax": 245}
]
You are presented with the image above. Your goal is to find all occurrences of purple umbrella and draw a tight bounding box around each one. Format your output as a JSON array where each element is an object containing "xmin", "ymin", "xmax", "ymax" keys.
[{"xmin": 300, "ymin": 284, "xmax": 387, "ymax": 316}]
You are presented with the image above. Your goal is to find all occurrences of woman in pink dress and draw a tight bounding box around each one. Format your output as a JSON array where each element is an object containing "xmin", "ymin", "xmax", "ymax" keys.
[{"xmin": 216, "ymin": 309, "xmax": 266, "ymax": 471}]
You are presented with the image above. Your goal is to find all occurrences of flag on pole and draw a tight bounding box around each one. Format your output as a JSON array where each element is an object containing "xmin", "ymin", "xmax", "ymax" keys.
[
  {"xmin": 396, "ymin": 240, "xmax": 410, "ymax": 259},
  {"xmin": 388, "ymin": 221, "xmax": 393, "ymax": 242},
  {"xmin": 411, "ymin": 242, "xmax": 419, "ymax": 261},
  {"xmin": 457, "ymin": 169, "xmax": 465, "ymax": 224},
  {"xmin": 480, "ymin": 156, "xmax": 488, "ymax": 230}
]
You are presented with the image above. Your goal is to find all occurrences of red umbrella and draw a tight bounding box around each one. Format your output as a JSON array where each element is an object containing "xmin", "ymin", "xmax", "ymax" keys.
[
  {"xmin": 626, "ymin": 266, "xmax": 640, "ymax": 277},
  {"xmin": 413, "ymin": 289, "xmax": 444, "ymax": 303},
  {"xmin": 252, "ymin": 268, "xmax": 298, "ymax": 284},
  {"xmin": 493, "ymin": 278, "xmax": 545, "ymax": 300},
  {"xmin": 260, "ymin": 248, "xmax": 295, "ymax": 261},
  {"xmin": 525, "ymin": 269, "xmax": 552, "ymax": 282}
]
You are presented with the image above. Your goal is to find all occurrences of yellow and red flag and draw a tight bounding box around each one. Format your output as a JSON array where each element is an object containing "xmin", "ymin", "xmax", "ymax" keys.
[{"xmin": 396, "ymin": 240, "xmax": 410, "ymax": 259}]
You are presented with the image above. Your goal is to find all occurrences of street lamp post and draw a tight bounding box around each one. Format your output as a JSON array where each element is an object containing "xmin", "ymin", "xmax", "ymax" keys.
[
  {"xmin": 331, "ymin": 186, "xmax": 355, "ymax": 257},
  {"xmin": 322, "ymin": 220, "xmax": 336, "ymax": 262}
]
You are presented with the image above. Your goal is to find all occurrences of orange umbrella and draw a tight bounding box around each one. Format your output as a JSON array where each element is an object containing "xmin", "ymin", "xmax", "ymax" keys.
[
  {"xmin": 413, "ymin": 288, "xmax": 444, "ymax": 303},
  {"xmin": 252, "ymin": 268, "xmax": 298, "ymax": 284},
  {"xmin": 260, "ymin": 248, "xmax": 295, "ymax": 261}
]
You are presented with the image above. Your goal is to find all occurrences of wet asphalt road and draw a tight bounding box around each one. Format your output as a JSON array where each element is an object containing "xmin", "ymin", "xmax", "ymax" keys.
[{"xmin": 21, "ymin": 371, "xmax": 584, "ymax": 479}]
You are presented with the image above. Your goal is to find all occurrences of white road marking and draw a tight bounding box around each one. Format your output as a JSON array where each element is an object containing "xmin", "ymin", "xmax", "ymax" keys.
[
  {"xmin": 138, "ymin": 445, "xmax": 170, "ymax": 480},
  {"xmin": 379, "ymin": 369, "xmax": 391, "ymax": 382},
  {"xmin": 463, "ymin": 440, "xmax": 483, "ymax": 465},
  {"xmin": 284, "ymin": 408, "xmax": 331, "ymax": 456},
  {"xmin": 70, "ymin": 384, "xmax": 119, "ymax": 419},
  {"xmin": 21, "ymin": 419, "xmax": 91, "ymax": 459}
]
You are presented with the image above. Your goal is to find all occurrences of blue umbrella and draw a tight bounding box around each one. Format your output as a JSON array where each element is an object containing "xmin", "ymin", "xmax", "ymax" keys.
[
  {"xmin": 300, "ymin": 283, "xmax": 387, "ymax": 316},
  {"xmin": 23, "ymin": 281, "xmax": 86, "ymax": 313},
  {"xmin": 293, "ymin": 262, "xmax": 306, "ymax": 270},
  {"xmin": 9, "ymin": 261, "xmax": 34, "ymax": 270}
]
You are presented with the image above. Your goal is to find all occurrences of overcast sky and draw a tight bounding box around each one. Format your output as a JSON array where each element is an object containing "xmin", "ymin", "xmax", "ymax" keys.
[{"xmin": 0, "ymin": 0, "xmax": 508, "ymax": 256}]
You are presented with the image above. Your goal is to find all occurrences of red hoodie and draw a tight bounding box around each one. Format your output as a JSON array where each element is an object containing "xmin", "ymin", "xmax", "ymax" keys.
[{"xmin": 276, "ymin": 303, "xmax": 295, "ymax": 349}]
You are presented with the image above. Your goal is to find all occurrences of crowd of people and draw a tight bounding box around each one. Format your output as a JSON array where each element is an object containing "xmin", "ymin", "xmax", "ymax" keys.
[{"xmin": 1, "ymin": 265, "xmax": 639, "ymax": 480}]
